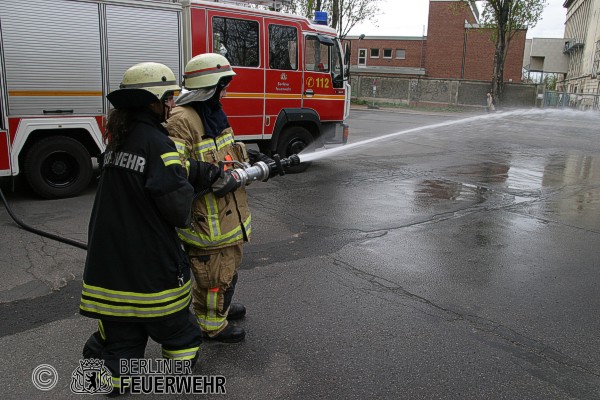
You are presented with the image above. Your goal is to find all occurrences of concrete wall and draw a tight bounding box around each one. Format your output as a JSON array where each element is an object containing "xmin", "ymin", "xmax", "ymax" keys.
[{"xmin": 350, "ymin": 74, "xmax": 538, "ymax": 108}]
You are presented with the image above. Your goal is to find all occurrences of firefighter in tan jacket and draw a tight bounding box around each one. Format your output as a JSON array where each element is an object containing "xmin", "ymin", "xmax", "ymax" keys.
[{"xmin": 166, "ymin": 53, "xmax": 257, "ymax": 343}]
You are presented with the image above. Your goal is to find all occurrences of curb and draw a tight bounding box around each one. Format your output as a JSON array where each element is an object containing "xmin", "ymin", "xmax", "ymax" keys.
[{"xmin": 349, "ymin": 105, "xmax": 483, "ymax": 118}]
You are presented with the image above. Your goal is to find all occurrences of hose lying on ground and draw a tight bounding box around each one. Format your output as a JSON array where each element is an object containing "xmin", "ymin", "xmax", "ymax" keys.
[{"xmin": 0, "ymin": 187, "xmax": 87, "ymax": 250}]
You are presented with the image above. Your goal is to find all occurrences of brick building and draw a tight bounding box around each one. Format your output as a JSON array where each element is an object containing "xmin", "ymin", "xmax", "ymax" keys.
[{"xmin": 346, "ymin": 0, "xmax": 527, "ymax": 83}]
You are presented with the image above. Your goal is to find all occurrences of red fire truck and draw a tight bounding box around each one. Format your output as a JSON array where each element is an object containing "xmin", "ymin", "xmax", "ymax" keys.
[{"xmin": 0, "ymin": 0, "xmax": 350, "ymax": 198}]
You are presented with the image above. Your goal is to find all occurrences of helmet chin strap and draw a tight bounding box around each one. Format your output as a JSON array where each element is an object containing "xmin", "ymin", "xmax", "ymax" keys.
[
  {"xmin": 145, "ymin": 101, "xmax": 171, "ymax": 123},
  {"xmin": 162, "ymin": 103, "xmax": 173, "ymax": 122}
]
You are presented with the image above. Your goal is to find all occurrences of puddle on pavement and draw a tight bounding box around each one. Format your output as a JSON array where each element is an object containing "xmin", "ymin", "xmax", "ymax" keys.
[
  {"xmin": 413, "ymin": 179, "xmax": 488, "ymax": 208},
  {"xmin": 413, "ymin": 151, "xmax": 600, "ymax": 227}
]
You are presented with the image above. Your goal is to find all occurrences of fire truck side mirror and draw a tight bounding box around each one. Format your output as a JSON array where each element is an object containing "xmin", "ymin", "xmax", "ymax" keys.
[
  {"xmin": 316, "ymin": 34, "xmax": 334, "ymax": 46},
  {"xmin": 344, "ymin": 43, "xmax": 351, "ymax": 64}
]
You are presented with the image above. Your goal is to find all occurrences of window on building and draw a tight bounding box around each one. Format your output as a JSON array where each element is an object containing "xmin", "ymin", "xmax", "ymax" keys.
[
  {"xmin": 370, "ymin": 48, "xmax": 379, "ymax": 58},
  {"xmin": 358, "ymin": 48, "xmax": 367, "ymax": 66},
  {"xmin": 212, "ymin": 17, "xmax": 259, "ymax": 67},
  {"xmin": 383, "ymin": 49, "xmax": 392, "ymax": 59},
  {"xmin": 395, "ymin": 49, "xmax": 406, "ymax": 59}
]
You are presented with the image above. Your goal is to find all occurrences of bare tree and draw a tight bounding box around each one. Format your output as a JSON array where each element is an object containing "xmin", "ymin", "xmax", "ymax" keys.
[
  {"xmin": 337, "ymin": 0, "xmax": 382, "ymax": 39},
  {"xmin": 280, "ymin": 0, "xmax": 314, "ymax": 18},
  {"xmin": 459, "ymin": 0, "xmax": 547, "ymax": 103},
  {"xmin": 282, "ymin": 0, "xmax": 381, "ymax": 39}
]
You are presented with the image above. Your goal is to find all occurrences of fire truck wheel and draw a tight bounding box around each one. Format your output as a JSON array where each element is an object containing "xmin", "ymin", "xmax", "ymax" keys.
[
  {"xmin": 24, "ymin": 136, "xmax": 93, "ymax": 199},
  {"xmin": 277, "ymin": 126, "xmax": 312, "ymax": 173}
]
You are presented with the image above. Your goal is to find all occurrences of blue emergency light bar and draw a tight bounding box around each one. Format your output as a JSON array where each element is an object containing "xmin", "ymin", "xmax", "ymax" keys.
[{"xmin": 314, "ymin": 11, "xmax": 328, "ymax": 25}]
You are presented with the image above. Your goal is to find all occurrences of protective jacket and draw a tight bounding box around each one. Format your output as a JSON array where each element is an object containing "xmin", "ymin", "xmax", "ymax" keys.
[
  {"xmin": 166, "ymin": 105, "xmax": 251, "ymax": 250},
  {"xmin": 80, "ymin": 110, "xmax": 195, "ymax": 322}
]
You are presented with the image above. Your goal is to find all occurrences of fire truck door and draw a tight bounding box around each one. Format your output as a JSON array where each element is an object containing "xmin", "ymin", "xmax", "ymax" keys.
[
  {"xmin": 0, "ymin": 114, "xmax": 7, "ymax": 176},
  {"xmin": 208, "ymin": 12, "xmax": 264, "ymax": 139},
  {"xmin": 302, "ymin": 34, "xmax": 345, "ymax": 122},
  {"xmin": 264, "ymin": 19, "xmax": 303, "ymax": 136},
  {"xmin": 0, "ymin": 33, "xmax": 9, "ymax": 176},
  {"xmin": 0, "ymin": 127, "xmax": 7, "ymax": 176}
]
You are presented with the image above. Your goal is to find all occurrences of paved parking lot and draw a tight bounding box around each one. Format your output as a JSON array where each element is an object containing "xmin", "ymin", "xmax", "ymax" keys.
[{"xmin": 1, "ymin": 107, "xmax": 599, "ymax": 399}]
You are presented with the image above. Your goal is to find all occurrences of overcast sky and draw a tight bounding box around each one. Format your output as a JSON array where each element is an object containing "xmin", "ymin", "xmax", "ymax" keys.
[{"xmin": 347, "ymin": 0, "xmax": 567, "ymax": 39}]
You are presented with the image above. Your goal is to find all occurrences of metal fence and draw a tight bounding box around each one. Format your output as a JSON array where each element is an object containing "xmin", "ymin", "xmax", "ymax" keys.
[{"xmin": 542, "ymin": 91, "xmax": 600, "ymax": 111}]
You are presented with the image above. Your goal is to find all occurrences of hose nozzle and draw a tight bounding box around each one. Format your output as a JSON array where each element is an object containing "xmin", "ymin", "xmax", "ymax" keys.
[
  {"xmin": 225, "ymin": 154, "xmax": 303, "ymax": 188},
  {"xmin": 282, "ymin": 154, "xmax": 300, "ymax": 167},
  {"xmin": 229, "ymin": 161, "xmax": 271, "ymax": 186}
]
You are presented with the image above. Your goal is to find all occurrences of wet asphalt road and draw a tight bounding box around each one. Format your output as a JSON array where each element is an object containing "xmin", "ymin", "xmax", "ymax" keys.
[{"xmin": 0, "ymin": 107, "xmax": 599, "ymax": 399}]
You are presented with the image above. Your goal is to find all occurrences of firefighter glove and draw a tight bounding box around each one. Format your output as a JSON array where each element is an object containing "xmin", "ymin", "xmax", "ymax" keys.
[
  {"xmin": 248, "ymin": 149, "xmax": 277, "ymax": 179},
  {"xmin": 188, "ymin": 160, "xmax": 221, "ymax": 193},
  {"xmin": 248, "ymin": 149, "xmax": 275, "ymax": 165},
  {"xmin": 212, "ymin": 171, "xmax": 241, "ymax": 198}
]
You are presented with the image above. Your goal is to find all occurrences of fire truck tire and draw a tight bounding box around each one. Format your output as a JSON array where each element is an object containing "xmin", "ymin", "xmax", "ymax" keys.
[
  {"xmin": 276, "ymin": 126, "xmax": 312, "ymax": 173},
  {"xmin": 24, "ymin": 136, "xmax": 93, "ymax": 199}
]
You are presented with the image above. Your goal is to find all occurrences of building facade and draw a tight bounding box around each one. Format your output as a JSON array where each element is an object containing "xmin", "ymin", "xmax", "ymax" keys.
[
  {"xmin": 349, "ymin": 36, "xmax": 427, "ymax": 76},
  {"xmin": 345, "ymin": 0, "xmax": 526, "ymax": 83},
  {"xmin": 560, "ymin": 0, "xmax": 600, "ymax": 103},
  {"xmin": 523, "ymin": 38, "xmax": 570, "ymax": 82}
]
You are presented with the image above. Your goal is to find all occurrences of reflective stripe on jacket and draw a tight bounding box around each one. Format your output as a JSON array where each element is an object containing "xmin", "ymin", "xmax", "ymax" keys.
[
  {"xmin": 166, "ymin": 105, "xmax": 251, "ymax": 250},
  {"xmin": 80, "ymin": 280, "xmax": 192, "ymax": 318}
]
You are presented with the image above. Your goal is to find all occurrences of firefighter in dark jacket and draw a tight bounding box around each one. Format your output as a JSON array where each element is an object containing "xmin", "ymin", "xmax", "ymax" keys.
[{"xmin": 79, "ymin": 62, "xmax": 219, "ymax": 393}]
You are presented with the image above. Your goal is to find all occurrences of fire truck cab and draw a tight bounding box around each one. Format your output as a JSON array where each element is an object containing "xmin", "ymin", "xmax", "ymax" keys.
[
  {"xmin": 0, "ymin": 0, "xmax": 350, "ymax": 199},
  {"xmin": 184, "ymin": 1, "xmax": 350, "ymax": 162}
]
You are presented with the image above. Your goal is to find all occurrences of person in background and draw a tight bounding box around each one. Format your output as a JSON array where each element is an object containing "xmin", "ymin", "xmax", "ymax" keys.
[{"xmin": 486, "ymin": 92, "xmax": 496, "ymax": 112}]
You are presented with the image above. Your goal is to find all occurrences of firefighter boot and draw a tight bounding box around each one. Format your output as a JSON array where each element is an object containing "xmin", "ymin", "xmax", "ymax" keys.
[
  {"xmin": 82, "ymin": 331, "xmax": 104, "ymax": 359},
  {"xmin": 204, "ymin": 324, "xmax": 246, "ymax": 343},
  {"xmin": 227, "ymin": 303, "xmax": 246, "ymax": 321}
]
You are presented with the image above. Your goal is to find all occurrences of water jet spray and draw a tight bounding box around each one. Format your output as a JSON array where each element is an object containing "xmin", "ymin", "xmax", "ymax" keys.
[{"xmin": 298, "ymin": 108, "xmax": 573, "ymax": 163}]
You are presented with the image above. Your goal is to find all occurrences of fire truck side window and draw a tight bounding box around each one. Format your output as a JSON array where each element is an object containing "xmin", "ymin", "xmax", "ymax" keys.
[
  {"xmin": 305, "ymin": 36, "xmax": 330, "ymax": 73},
  {"xmin": 268, "ymin": 25, "xmax": 298, "ymax": 70},
  {"xmin": 212, "ymin": 17, "xmax": 259, "ymax": 67}
]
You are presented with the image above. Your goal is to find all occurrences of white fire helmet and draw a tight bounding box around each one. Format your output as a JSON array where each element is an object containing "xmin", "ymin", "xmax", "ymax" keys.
[
  {"xmin": 182, "ymin": 53, "xmax": 236, "ymax": 90},
  {"xmin": 107, "ymin": 62, "xmax": 181, "ymax": 109}
]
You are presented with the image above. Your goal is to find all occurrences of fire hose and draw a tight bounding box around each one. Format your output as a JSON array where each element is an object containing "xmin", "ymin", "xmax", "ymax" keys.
[
  {"xmin": 0, "ymin": 154, "xmax": 302, "ymax": 250},
  {"xmin": 212, "ymin": 153, "xmax": 300, "ymax": 197},
  {"xmin": 0, "ymin": 186, "xmax": 88, "ymax": 250}
]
